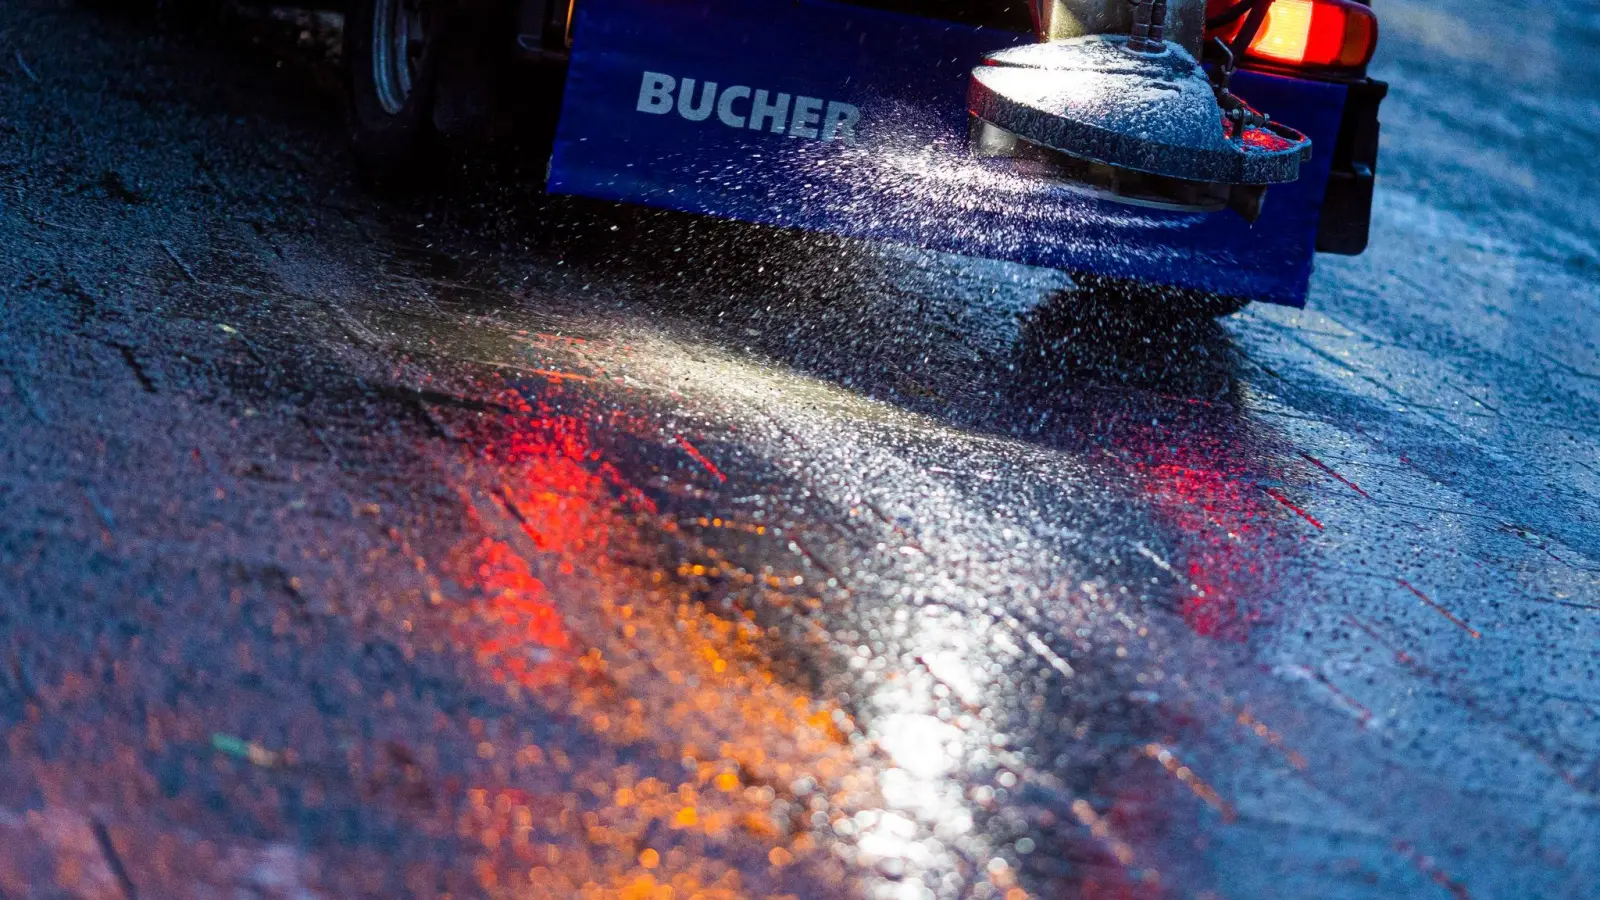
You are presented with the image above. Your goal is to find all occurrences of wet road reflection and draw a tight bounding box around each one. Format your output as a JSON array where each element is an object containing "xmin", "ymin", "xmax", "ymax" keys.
[
  {"xmin": 342, "ymin": 244, "xmax": 1331, "ymax": 899},
  {"xmin": 1, "ymin": 0, "xmax": 1596, "ymax": 896}
]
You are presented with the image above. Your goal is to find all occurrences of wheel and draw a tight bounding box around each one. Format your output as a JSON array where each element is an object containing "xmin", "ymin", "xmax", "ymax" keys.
[{"xmin": 344, "ymin": 0, "xmax": 443, "ymax": 183}]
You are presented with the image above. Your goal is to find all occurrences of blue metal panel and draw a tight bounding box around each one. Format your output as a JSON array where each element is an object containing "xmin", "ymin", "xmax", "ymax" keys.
[{"xmin": 548, "ymin": 0, "xmax": 1348, "ymax": 307}]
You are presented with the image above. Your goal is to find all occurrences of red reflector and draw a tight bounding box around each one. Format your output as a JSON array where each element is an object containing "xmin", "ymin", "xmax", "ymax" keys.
[{"xmin": 1233, "ymin": 0, "xmax": 1378, "ymax": 71}]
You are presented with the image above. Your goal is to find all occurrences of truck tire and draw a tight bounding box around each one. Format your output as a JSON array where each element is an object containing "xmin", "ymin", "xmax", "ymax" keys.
[{"xmin": 345, "ymin": 0, "xmax": 443, "ymax": 184}]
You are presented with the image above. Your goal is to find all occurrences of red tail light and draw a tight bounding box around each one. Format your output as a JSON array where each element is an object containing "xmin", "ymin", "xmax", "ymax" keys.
[{"xmin": 1238, "ymin": 0, "xmax": 1378, "ymax": 72}]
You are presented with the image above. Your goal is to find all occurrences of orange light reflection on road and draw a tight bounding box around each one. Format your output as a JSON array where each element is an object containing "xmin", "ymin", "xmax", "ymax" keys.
[{"xmin": 426, "ymin": 383, "xmax": 880, "ymax": 900}]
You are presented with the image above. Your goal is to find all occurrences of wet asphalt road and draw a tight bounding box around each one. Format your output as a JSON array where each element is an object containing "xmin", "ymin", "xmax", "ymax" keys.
[{"xmin": 1, "ymin": 0, "xmax": 1598, "ymax": 897}]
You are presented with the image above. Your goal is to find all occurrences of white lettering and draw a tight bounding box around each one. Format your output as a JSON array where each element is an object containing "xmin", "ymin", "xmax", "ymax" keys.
[
  {"xmin": 821, "ymin": 101, "xmax": 860, "ymax": 144},
  {"xmin": 637, "ymin": 72, "xmax": 676, "ymax": 114},
  {"xmin": 633, "ymin": 73, "xmax": 860, "ymax": 145},
  {"xmin": 749, "ymin": 90, "xmax": 792, "ymax": 134},
  {"xmin": 789, "ymin": 96, "xmax": 823, "ymax": 139},
  {"xmin": 716, "ymin": 85, "xmax": 751, "ymax": 128},
  {"xmin": 677, "ymin": 78, "xmax": 717, "ymax": 122}
]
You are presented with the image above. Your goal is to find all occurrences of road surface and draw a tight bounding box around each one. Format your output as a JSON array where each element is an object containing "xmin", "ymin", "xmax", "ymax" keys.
[{"xmin": 0, "ymin": 0, "xmax": 1595, "ymax": 897}]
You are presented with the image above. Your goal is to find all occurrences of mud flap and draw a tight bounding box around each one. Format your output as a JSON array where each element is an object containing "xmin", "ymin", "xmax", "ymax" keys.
[{"xmin": 547, "ymin": 0, "xmax": 1348, "ymax": 307}]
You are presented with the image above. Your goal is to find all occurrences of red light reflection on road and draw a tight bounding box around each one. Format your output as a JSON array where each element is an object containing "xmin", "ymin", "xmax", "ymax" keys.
[
  {"xmin": 469, "ymin": 538, "xmax": 572, "ymax": 688},
  {"xmin": 419, "ymin": 381, "xmax": 875, "ymax": 899},
  {"xmin": 1138, "ymin": 457, "xmax": 1277, "ymax": 641},
  {"xmin": 447, "ymin": 403, "xmax": 653, "ymax": 691}
]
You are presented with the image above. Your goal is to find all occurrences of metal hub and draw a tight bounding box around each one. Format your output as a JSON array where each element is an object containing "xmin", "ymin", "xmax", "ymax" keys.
[
  {"xmin": 970, "ymin": 118, "xmax": 1271, "ymax": 219},
  {"xmin": 372, "ymin": 0, "xmax": 429, "ymax": 115},
  {"xmin": 968, "ymin": 35, "xmax": 1311, "ymax": 187}
]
